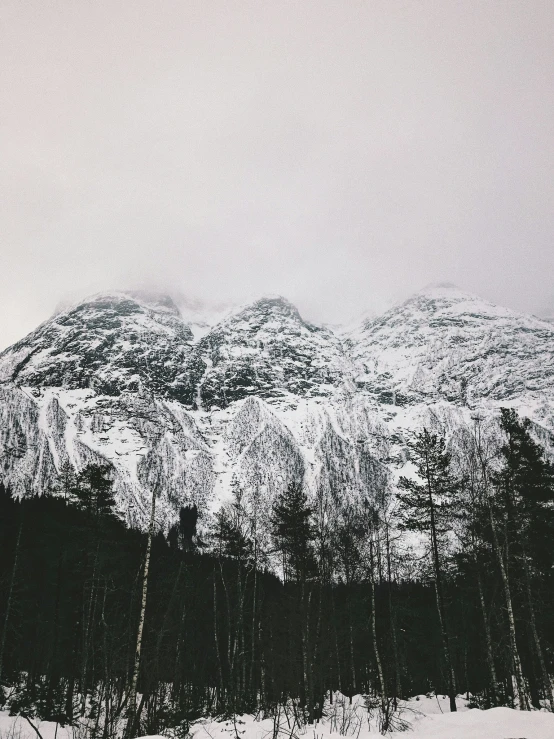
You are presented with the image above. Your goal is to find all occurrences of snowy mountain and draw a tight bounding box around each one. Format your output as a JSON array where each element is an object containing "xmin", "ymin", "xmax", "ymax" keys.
[
  {"xmin": 0, "ymin": 291, "xmax": 194, "ymax": 399},
  {"xmin": 0, "ymin": 284, "xmax": 553, "ymax": 530},
  {"xmin": 180, "ymin": 296, "xmax": 350, "ymax": 409},
  {"xmin": 350, "ymin": 283, "xmax": 554, "ymax": 420}
]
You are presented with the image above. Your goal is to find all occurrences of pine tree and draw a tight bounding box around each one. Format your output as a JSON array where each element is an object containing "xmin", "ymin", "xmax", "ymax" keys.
[
  {"xmin": 70, "ymin": 464, "xmax": 116, "ymax": 520},
  {"xmin": 168, "ymin": 505, "xmax": 199, "ymax": 553},
  {"xmin": 332, "ymin": 506, "xmax": 365, "ymax": 697},
  {"xmin": 398, "ymin": 428, "xmax": 459, "ymax": 712},
  {"xmin": 66, "ymin": 464, "xmax": 116, "ymax": 716},
  {"xmin": 0, "ymin": 484, "xmax": 21, "ymax": 687},
  {"xmin": 492, "ymin": 409, "xmax": 554, "ymax": 710},
  {"xmin": 179, "ymin": 505, "xmax": 198, "ymax": 552},
  {"xmin": 213, "ymin": 505, "xmax": 251, "ymax": 562},
  {"xmin": 271, "ymin": 483, "xmax": 317, "ymax": 721},
  {"xmin": 52, "ymin": 461, "xmax": 77, "ymax": 501},
  {"xmin": 271, "ymin": 483, "xmax": 315, "ymax": 583},
  {"xmin": 456, "ymin": 422, "xmax": 501, "ymax": 706},
  {"xmin": 494, "ymin": 409, "xmax": 554, "ymax": 571}
]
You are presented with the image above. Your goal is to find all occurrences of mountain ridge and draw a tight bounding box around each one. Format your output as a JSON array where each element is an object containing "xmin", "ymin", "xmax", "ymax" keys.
[{"xmin": 0, "ymin": 284, "xmax": 553, "ymax": 531}]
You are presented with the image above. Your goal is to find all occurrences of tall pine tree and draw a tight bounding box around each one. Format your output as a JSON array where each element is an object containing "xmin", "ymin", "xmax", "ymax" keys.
[{"xmin": 398, "ymin": 429, "xmax": 459, "ymax": 712}]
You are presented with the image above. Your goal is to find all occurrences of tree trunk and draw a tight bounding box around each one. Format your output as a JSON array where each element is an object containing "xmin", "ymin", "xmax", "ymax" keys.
[
  {"xmin": 425, "ymin": 454, "xmax": 457, "ymax": 712},
  {"xmin": 304, "ymin": 587, "xmax": 315, "ymax": 723},
  {"xmin": 101, "ymin": 585, "xmax": 112, "ymax": 739},
  {"xmin": 257, "ymin": 617, "xmax": 266, "ymax": 708},
  {"xmin": 173, "ymin": 564, "xmax": 186, "ymax": 700},
  {"xmin": 487, "ymin": 498, "xmax": 529, "ymax": 710},
  {"xmin": 312, "ymin": 583, "xmax": 323, "ymax": 719},
  {"xmin": 476, "ymin": 571, "xmax": 499, "ymax": 706},
  {"xmin": 126, "ymin": 487, "xmax": 156, "ymax": 737},
  {"xmin": 80, "ymin": 541, "xmax": 101, "ymax": 716},
  {"xmin": 370, "ymin": 534, "xmax": 388, "ymax": 728},
  {"xmin": 474, "ymin": 423, "xmax": 529, "ymax": 710},
  {"xmin": 0, "ymin": 514, "xmax": 23, "ymax": 685},
  {"xmin": 299, "ymin": 580, "xmax": 311, "ymax": 720},
  {"xmin": 522, "ymin": 553, "xmax": 553, "ymax": 711},
  {"xmin": 385, "ymin": 522, "xmax": 402, "ymax": 705},
  {"xmin": 249, "ymin": 548, "xmax": 258, "ymax": 701},
  {"xmin": 348, "ymin": 610, "xmax": 357, "ymax": 699},
  {"xmin": 213, "ymin": 568, "xmax": 224, "ymax": 706},
  {"xmin": 330, "ymin": 589, "xmax": 342, "ymax": 695}
]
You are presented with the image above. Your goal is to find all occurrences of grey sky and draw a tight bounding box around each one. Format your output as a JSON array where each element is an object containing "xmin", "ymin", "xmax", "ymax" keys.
[{"xmin": 1, "ymin": 0, "xmax": 554, "ymax": 349}]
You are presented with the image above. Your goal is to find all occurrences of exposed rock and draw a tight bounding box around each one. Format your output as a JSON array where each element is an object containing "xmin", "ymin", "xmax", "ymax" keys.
[{"xmin": 0, "ymin": 285, "xmax": 553, "ymax": 530}]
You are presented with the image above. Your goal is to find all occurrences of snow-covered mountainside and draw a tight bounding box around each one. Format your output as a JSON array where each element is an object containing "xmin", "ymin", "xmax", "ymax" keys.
[
  {"xmin": 0, "ymin": 292, "xmax": 193, "ymax": 400},
  {"xmin": 0, "ymin": 284, "xmax": 553, "ymax": 529},
  {"xmin": 180, "ymin": 296, "xmax": 350, "ymax": 408},
  {"xmin": 350, "ymin": 284, "xmax": 554, "ymax": 420}
]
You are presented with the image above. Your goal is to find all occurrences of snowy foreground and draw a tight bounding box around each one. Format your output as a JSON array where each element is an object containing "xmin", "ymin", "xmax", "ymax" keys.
[{"xmin": 2, "ymin": 695, "xmax": 554, "ymax": 739}]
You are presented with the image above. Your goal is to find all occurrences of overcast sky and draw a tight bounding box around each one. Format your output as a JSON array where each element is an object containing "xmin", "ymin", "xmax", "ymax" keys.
[{"xmin": 1, "ymin": 1, "xmax": 554, "ymax": 348}]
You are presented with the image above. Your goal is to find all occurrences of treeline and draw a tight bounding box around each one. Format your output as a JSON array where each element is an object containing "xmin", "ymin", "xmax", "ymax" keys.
[{"xmin": 0, "ymin": 409, "xmax": 553, "ymax": 737}]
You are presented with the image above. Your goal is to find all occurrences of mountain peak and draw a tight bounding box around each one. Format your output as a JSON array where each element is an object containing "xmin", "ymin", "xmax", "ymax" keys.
[
  {"xmin": 240, "ymin": 295, "xmax": 303, "ymax": 322},
  {"xmin": 52, "ymin": 290, "xmax": 183, "ymax": 323},
  {"xmin": 179, "ymin": 294, "xmax": 347, "ymax": 409},
  {"xmin": 0, "ymin": 289, "xmax": 193, "ymax": 398},
  {"xmin": 123, "ymin": 290, "xmax": 181, "ymax": 315},
  {"xmin": 70, "ymin": 290, "xmax": 182, "ymax": 317},
  {"xmin": 352, "ymin": 280, "xmax": 554, "ymax": 406},
  {"xmin": 410, "ymin": 282, "xmax": 480, "ymax": 304},
  {"xmin": 393, "ymin": 284, "xmax": 526, "ymax": 324}
]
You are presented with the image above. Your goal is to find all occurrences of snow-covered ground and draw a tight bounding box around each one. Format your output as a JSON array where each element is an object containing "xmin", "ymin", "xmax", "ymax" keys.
[
  {"xmin": 189, "ymin": 694, "xmax": 554, "ymax": 739},
  {"xmin": 2, "ymin": 694, "xmax": 554, "ymax": 739}
]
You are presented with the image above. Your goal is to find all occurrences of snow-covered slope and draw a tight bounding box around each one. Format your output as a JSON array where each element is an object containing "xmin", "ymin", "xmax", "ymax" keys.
[
  {"xmin": 0, "ymin": 285, "xmax": 553, "ymax": 529},
  {"xmin": 0, "ymin": 291, "xmax": 193, "ymax": 400},
  {"xmin": 0, "ymin": 385, "xmax": 214, "ymax": 530},
  {"xmin": 350, "ymin": 283, "xmax": 554, "ymax": 416},
  {"xmin": 5, "ymin": 693, "xmax": 554, "ymax": 739},
  {"xmin": 180, "ymin": 296, "xmax": 351, "ymax": 408}
]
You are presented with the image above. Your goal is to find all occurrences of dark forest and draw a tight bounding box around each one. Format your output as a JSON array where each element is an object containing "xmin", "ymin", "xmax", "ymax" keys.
[{"xmin": 1, "ymin": 410, "xmax": 554, "ymax": 737}]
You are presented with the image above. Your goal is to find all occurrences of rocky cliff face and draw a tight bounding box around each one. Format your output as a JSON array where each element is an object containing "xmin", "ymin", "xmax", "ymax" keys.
[
  {"xmin": 0, "ymin": 291, "xmax": 193, "ymax": 400},
  {"xmin": 350, "ymin": 283, "xmax": 554, "ymax": 405},
  {"xmin": 0, "ymin": 284, "xmax": 553, "ymax": 530},
  {"xmin": 179, "ymin": 296, "xmax": 350, "ymax": 408}
]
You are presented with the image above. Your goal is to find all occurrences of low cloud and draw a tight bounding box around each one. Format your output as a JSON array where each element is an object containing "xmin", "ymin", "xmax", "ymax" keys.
[{"xmin": 1, "ymin": 1, "xmax": 553, "ymax": 348}]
